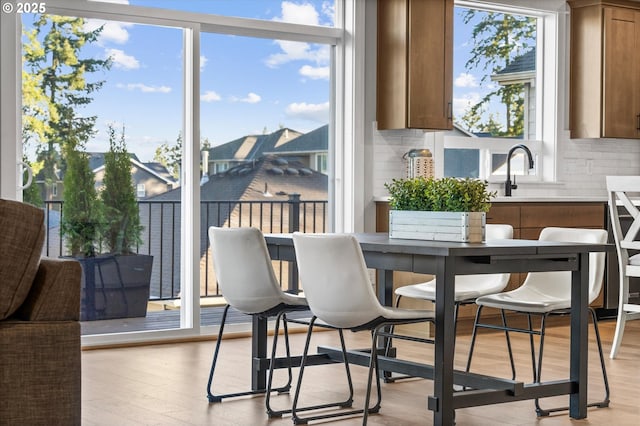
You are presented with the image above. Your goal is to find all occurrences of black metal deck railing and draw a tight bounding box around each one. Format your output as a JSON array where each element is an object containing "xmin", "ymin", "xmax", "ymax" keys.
[{"xmin": 43, "ymin": 195, "xmax": 327, "ymax": 301}]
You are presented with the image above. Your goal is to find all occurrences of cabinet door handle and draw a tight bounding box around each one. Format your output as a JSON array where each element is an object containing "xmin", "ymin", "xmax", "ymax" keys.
[
  {"xmin": 447, "ymin": 102, "xmax": 453, "ymax": 120},
  {"xmin": 637, "ymin": 113, "xmax": 640, "ymax": 131}
]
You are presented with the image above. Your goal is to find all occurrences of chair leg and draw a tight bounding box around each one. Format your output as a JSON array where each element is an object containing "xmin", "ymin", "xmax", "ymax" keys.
[
  {"xmin": 528, "ymin": 313, "xmax": 541, "ymax": 383},
  {"xmin": 535, "ymin": 309, "xmax": 611, "ymax": 416},
  {"xmin": 291, "ymin": 318, "xmax": 357, "ymax": 425},
  {"xmin": 466, "ymin": 306, "xmax": 517, "ymax": 386},
  {"xmin": 465, "ymin": 305, "xmax": 483, "ymax": 374},
  {"xmin": 501, "ymin": 310, "xmax": 516, "ymax": 381},
  {"xmin": 206, "ymin": 304, "xmax": 229, "ymax": 402},
  {"xmin": 265, "ymin": 312, "xmax": 296, "ymax": 418},
  {"xmin": 383, "ymin": 294, "xmax": 404, "ymax": 357},
  {"xmin": 363, "ymin": 327, "xmax": 385, "ymax": 425},
  {"xmin": 207, "ymin": 305, "xmax": 265, "ymax": 402},
  {"xmin": 610, "ymin": 275, "xmax": 629, "ymax": 359},
  {"xmin": 589, "ymin": 307, "xmax": 611, "ymax": 408}
]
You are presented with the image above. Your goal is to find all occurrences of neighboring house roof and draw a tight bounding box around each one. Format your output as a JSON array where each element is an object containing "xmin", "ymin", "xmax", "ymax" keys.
[
  {"xmin": 496, "ymin": 47, "xmax": 536, "ymax": 75},
  {"xmin": 209, "ymin": 127, "xmax": 303, "ymax": 162},
  {"xmin": 445, "ymin": 123, "xmax": 478, "ymax": 138},
  {"xmin": 142, "ymin": 161, "xmax": 176, "ymax": 183},
  {"xmin": 87, "ymin": 152, "xmax": 141, "ymax": 171},
  {"xmin": 492, "ymin": 47, "xmax": 536, "ymax": 84},
  {"xmin": 264, "ymin": 124, "xmax": 328, "ymax": 155},
  {"xmin": 150, "ymin": 154, "xmax": 327, "ymax": 203},
  {"xmin": 87, "ymin": 152, "xmax": 176, "ymax": 185}
]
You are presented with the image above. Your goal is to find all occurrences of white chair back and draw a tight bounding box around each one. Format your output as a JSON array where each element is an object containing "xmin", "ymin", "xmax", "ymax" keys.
[
  {"xmin": 208, "ymin": 226, "xmax": 285, "ymax": 314},
  {"xmin": 459, "ymin": 223, "xmax": 513, "ymax": 291},
  {"xmin": 292, "ymin": 233, "xmax": 382, "ymax": 329},
  {"xmin": 520, "ymin": 227, "xmax": 607, "ymax": 304},
  {"xmin": 607, "ymin": 175, "xmax": 640, "ymax": 256},
  {"xmin": 606, "ymin": 176, "xmax": 640, "ymax": 358}
]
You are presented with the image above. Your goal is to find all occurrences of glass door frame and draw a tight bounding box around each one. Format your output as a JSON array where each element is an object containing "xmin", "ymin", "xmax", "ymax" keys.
[{"xmin": 1, "ymin": 0, "xmax": 359, "ymax": 346}]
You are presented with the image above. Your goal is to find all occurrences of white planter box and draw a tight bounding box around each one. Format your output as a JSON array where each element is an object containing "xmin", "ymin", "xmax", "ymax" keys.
[{"xmin": 389, "ymin": 210, "xmax": 486, "ymax": 243}]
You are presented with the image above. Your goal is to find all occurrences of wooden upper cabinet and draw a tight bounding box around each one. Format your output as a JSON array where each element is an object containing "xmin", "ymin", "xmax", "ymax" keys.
[
  {"xmin": 377, "ymin": 0, "xmax": 453, "ymax": 131},
  {"xmin": 569, "ymin": 0, "xmax": 640, "ymax": 139}
]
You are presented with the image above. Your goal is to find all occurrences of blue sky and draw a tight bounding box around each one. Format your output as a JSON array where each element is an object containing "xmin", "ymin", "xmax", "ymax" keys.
[
  {"xmin": 22, "ymin": 1, "xmax": 532, "ymax": 162},
  {"xmin": 23, "ymin": 0, "xmax": 334, "ymax": 162}
]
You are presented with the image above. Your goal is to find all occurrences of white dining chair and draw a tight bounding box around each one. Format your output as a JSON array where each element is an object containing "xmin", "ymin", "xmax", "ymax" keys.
[
  {"xmin": 394, "ymin": 223, "xmax": 513, "ymax": 334},
  {"xmin": 606, "ymin": 176, "xmax": 640, "ymax": 359},
  {"xmin": 291, "ymin": 232, "xmax": 435, "ymax": 425},
  {"xmin": 206, "ymin": 227, "xmax": 311, "ymax": 416},
  {"xmin": 465, "ymin": 227, "xmax": 609, "ymax": 417}
]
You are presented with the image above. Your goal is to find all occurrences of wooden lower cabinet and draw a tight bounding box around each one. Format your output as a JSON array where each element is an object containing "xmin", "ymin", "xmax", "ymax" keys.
[{"xmin": 375, "ymin": 201, "xmax": 607, "ymax": 331}]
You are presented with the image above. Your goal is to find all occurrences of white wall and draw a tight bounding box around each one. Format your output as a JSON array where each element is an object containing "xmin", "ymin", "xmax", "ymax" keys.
[{"xmin": 362, "ymin": 0, "xmax": 640, "ymax": 231}]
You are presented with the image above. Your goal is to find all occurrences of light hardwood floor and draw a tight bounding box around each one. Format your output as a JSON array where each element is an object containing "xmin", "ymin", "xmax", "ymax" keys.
[{"xmin": 81, "ymin": 318, "xmax": 640, "ymax": 425}]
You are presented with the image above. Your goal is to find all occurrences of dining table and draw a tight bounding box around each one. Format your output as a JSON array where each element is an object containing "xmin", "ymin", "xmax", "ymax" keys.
[{"xmin": 257, "ymin": 232, "xmax": 611, "ymax": 426}]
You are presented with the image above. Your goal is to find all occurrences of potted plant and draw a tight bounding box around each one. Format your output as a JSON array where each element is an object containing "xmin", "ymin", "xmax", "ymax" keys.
[
  {"xmin": 61, "ymin": 141, "xmax": 106, "ymax": 321},
  {"xmin": 91, "ymin": 123, "xmax": 153, "ymax": 320},
  {"xmin": 62, "ymin": 124, "xmax": 153, "ymax": 321},
  {"xmin": 384, "ymin": 177, "xmax": 496, "ymax": 242}
]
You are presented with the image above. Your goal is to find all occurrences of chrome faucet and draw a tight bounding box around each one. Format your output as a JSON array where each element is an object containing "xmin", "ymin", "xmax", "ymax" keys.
[{"xmin": 505, "ymin": 144, "xmax": 534, "ymax": 196}]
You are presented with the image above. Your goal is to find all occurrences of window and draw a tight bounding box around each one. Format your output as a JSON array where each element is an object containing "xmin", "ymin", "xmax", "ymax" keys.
[
  {"xmin": 89, "ymin": 0, "xmax": 337, "ymax": 26},
  {"xmin": 136, "ymin": 184, "xmax": 146, "ymax": 198},
  {"xmin": 213, "ymin": 162, "xmax": 229, "ymax": 174},
  {"xmin": 5, "ymin": 0, "xmax": 345, "ymax": 345},
  {"xmin": 315, "ymin": 153, "xmax": 328, "ymax": 174},
  {"xmin": 444, "ymin": 1, "xmax": 555, "ymax": 181}
]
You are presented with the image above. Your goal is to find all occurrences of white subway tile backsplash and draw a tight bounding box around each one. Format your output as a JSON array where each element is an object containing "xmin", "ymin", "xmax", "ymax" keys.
[{"xmin": 371, "ymin": 125, "xmax": 640, "ymax": 199}]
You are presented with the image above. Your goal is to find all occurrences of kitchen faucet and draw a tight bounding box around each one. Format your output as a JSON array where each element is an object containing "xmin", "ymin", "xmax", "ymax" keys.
[{"xmin": 505, "ymin": 144, "xmax": 534, "ymax": 196}]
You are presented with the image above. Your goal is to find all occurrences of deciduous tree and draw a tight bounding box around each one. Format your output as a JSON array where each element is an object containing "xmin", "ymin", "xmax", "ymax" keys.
[{"xmin": 459, "ymin": 9, "xmax": 535, "ymax": 136}]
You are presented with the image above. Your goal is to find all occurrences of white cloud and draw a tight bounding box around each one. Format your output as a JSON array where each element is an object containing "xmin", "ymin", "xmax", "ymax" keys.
[
  {"xmin": 455, "ymin": 72, "xmax": 478, "ymax": 88},
  {"xmin": 452, "ymin": 92, "xmax": 482, "ymax": 117},
  {"xmin": 265, "ymin": 3, "xmax": 330, "ymax": 68},
  {"xmin": 299, "ymin": 65, "xmax": 329, "ymax": 80},
  {"xmin": 276, "ymin": 1, "xmax": 320, "ymax": 25},
  {"xmin": 285, "ymin": 101, "xmax": 329, "ymax": 122},
  {"xmin": 201, "ymin": 90, "xmax": 221, "ymax": 102},
  {"xmin": 106, "ymin": 48, "xmax": 140, "ymax": 70},
  {"xmin": 266, "ymin": 42, "xmax": 329, "ymax": 68},
  {"xmin": 230, "ymin": 92, "xmax": 262, "ymax": 104},
  {"xmin": 200, "ymin": 55, "xmax": 208, "ymax": 71},
  {"xmin": 243, "ymin": 93, "xmax": 261, "ymax": 103},
  {"xmin": 84, "ymin": 20, "xmax": 132, "ymax": 45},
  {"xmin": 116, "ymin": 83, "xmax": 171, "ymax": 93},
  {"xmin": 321, "ymin": 1, "xmax": 335, "ymax": 26}
]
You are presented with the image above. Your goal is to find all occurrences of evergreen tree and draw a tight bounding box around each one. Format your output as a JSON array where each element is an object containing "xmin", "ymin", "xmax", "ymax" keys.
[
  {"xmin": 102, "ymin": 124, "xmax": 142, "ymax": 254},
  {"xmin": 22, "ymin": 15, "xmax": 111, "ymax": 255},
  {"xmin": 61, "ymin": 140, "xmax": 102, "ymax": 257},
  {"xmin": 459, "ymin": 9, "xmax": 535, "ymax": 136},
  {"xmin": 22, "ymin": 14, "xmax": 111, "ymax": 194}
]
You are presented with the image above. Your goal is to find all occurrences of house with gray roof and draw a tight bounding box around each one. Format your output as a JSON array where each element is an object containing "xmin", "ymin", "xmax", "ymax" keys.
[
  {"xmin": 491, "ymin": 47, "xmax": 536, "ymax": 140},
  {"xmin": 207, "ymin": 125, "xmax": 329, "ymax": 175},
  {"xmin": 263, "ymin": 124, "xmax": 329, "ymax": 173},
  {"xmin": 208, "ymin": 127, "xmax": 303, "ymax": 175},
  {"xmin": 89, "ymin": 152, "xmax": 177, "ymax": 199},
  {"xmin": 34, "ymin": 152, "xmax": 176, "ymax": 204}
]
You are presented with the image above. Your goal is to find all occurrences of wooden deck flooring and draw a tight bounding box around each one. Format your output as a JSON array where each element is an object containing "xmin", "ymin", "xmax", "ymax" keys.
[{"xmin": 80, "ymin": 305, "xmax": 311, "ymax": 335}]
